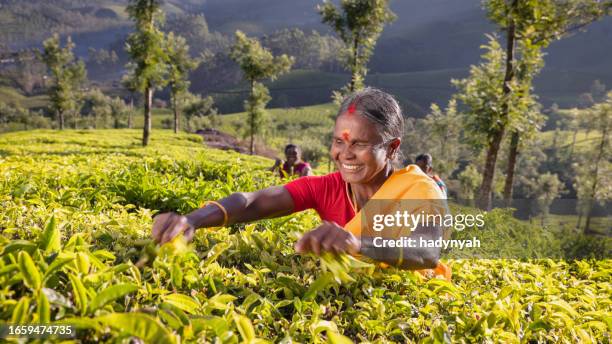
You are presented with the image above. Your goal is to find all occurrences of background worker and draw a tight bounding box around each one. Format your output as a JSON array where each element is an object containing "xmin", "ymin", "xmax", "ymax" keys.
[
  {"xmin": 270, "ymin": 144, "xmax": 313, "ymax": 177},
  {"xmin": 415, "ymin": 153, "xmax": 448, "ymax": 197}
]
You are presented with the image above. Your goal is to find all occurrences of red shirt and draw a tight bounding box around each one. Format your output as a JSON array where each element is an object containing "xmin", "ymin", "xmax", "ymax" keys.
[
  {"xmin": 284, "ymin": 172, "xmax": 355, "ymax": 226},
  {"xmin": 280, "ymin": 161, "xmax": 310, "ymax": 178}
]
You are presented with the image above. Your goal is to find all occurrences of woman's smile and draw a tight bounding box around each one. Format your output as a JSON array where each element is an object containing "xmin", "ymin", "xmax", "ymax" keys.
[{"xmin": 341, "ymin": 163, "xmax": 363, "ymax": 172}]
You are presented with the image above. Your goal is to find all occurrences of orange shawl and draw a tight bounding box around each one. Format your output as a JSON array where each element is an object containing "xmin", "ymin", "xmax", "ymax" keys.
[{"xmin": 344, "ymin": 165, "xmax": 452, "ymax": 281}]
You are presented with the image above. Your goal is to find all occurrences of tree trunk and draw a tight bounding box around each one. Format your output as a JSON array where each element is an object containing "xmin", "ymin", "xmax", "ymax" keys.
[
  {"xmin": 58, "ymin": 110, "xmax": 64, "ymax": 130},
  {"xmin": 349, "ymin": 36, "xmax": 359, "ymax": 92},
  {"xmin": 128, "ymin": 95, "xmax": 134, "ymax": 129},
  {"xmin": 173, "ymin": 92, "xmax": 179, "ymax": 134},
  {"xmin": 476, "ymin": 0, "xmax": 516, "ymax": 210},
  {"xmin": 142, "ymin": 86, "xmax": 153, "ymax": 146},
  {"xmin": 568, "ymin": 128, "xmax": 578, "ymax": 159},
  {"xmin": 584, "ymin": 117, "xmax": 608, "ymax": 234},
  {"xmin": 441, "ymin": 132, "xmax": 448, "ymax": 160},
  {"xmin": 476, "ymin": 128, "xmax": 505, "ymax": 210},
  {"xmin": 552, "ymin": 129, "xmax": 559, "ymax": 150},
  {"xmin": 503, "ymin": 131, "xmax": 520, "ymax": 205},
  {"xmin": 249, "ymin": 79, "xmax": 255, "ymax": 155}
]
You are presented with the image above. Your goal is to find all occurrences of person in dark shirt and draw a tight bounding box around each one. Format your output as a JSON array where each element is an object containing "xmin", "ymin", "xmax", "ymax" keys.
[
  {"xmin": 415, "ymin": 153, "xmax": 447, "ymax": 197},
  {"xmin": 270, "ymin": 144, "xmax": 313, "ymax": 177}
]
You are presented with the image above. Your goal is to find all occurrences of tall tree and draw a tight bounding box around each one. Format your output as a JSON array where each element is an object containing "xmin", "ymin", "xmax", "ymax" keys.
[
  {"xmin": 125, "ymin": 0, "xmax": 169, "ymax": 146},
  {"xmin": 454, "ymin": 36, "xmax": 543, "ymax": 208},
  {"xmin": 109, "ymin": 97, "xmax": 132, "ymax": 129},
  {"xmin": 182, "ymin": 93, "xmax": 218, "ymax": 132},
  {"xmin": 80, "ymin": 88, "xmax": 112, "ymax": 129},
  {"xmin": 229, "ymin": 31, "xmax": 293, "ymax": 154},
  {"xmin": 458, "ymin": 165, "xmax": 482, "ymax": 205},
  {"xmin": 453, "ymin": 36, "xmax": 514, "ymax": 189},
  {"xmin": 318, "ymin": 0, "xmax": 395, "ymax": 93},
  {"xmin": 558, "ymin": 107, "xmax": 582, "ymax": 160},
  {"xmin": 575, "ymin": 91, "xmax": 611, "ymax": 234},
  {"xmin": 530, "ymin": 172, "xmax": 564, "ymax": 226},
  {"xmin": 165, "ymin": 32, "xmax": 200, "ymax": 134},
  {"xmin": 468, "ymin": 0, "xmax": 519, "ymax": 210},
  {"xmin": 483, "ymin": 0, "xmax": 610, "ymax": 209},
  {"xmin": 41, "ymin": 34, "xmax": 86, "ymax": 130},
  {"xmin": 121, "ymin": 64, "xmax": 139, "ymax": 129},
  {"xmin": 500, "ymin": 42, "xmax": 544, "ymax": 205}
]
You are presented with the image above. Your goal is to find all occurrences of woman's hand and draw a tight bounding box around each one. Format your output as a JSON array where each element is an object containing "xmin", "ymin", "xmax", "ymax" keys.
[
  {"xmin": 152, "ymin": 212, "xmax": 195, "ymax": 245},
  {"xmin": 295, "ymin": 221, "xmax": 360, "ymax": 256}
]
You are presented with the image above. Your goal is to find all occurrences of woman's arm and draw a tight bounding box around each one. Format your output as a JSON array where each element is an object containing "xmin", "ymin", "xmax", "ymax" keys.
[
  {"xmin": 152, "ymin": 186, "xmax": 295, "ymax": 244},
  {"xmin": 360, "ymin": 223, "xmax": 441, "ymax": 270},
  {"xmin": 269, "ymin": 158, "xmax": 282, "ymax": 172},
  {"xmin": 294, "ymin": 221, "xmax": 440, "ymax": 269},
  {"xmin": 190, "ymin": 186, "xmax": 294, "ymax": 227}
]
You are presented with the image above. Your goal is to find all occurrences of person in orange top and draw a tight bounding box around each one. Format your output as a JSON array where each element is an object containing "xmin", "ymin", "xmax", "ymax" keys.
[{"xmin": 152, "ymin": 88, "xmax": 450, "ymax": 279}]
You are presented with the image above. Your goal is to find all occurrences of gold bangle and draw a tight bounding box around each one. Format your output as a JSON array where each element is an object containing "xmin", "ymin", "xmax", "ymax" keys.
[{"xmin": 201, "ymin": 201, "xmax": 229, "ymax": 227}]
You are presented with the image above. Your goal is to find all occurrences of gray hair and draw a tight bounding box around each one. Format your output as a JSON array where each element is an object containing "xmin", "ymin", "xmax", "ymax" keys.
[{"xmin": 337, "ymin": 87, "xmax": 405, "ymax": 142}]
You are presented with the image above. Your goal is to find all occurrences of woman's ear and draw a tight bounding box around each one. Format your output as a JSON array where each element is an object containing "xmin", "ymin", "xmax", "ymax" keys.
[{"xmin": 387, "ymin": 138, "xmax": 401, "ymax": 159}]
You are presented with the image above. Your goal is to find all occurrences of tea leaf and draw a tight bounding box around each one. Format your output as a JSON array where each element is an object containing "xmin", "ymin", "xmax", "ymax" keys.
[
  {"xmin": 69, "ymin": 273, "xmax": 89, "ymax": 315},
  {"xmin": 549, "ymin": 300, "xmax": 579, "ymax": 318},
  {"xmin": 18, "ymin": 251, "xmax": 41, "ymax": 290},
  {"xmin": 37, "ymin": 291, "xmax": 51, "ymax": 323},
  {"xmin": 233, "ymin": 313, "xmax": 256, "ymax": 342},
  {"xmin": 304, "ymin": 272, "xmax": 335, "ymax": 300},
  {"xmin": 97, "ymin": 312, "xmax": 177, "ymax": 344},
  {"xmin": 11, "ymin": 297, "xmax": 30, "ymax": 324},
  {"xmin": 39, "ymin": 215, "xmax": 61, "ymax": 253},
  {"xmin": 162, "ymin": 293, "xmax": 200, "ymax": 314},
  {"xmin": 90, "ymin": 283, "xmax": 138, "ymax": 312},
  {"xmin": 2, "ymin": 240, "xmax": 36, "ymax": 256},
  {"xmin": 327, "ymin": 331, "xmax": 353, "ymax": 344}
]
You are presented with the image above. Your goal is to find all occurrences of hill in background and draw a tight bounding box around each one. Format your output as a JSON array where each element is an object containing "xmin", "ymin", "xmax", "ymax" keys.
[{"xmin": 0, "ymin": 0, "xmax": 610, "ymax": 115}]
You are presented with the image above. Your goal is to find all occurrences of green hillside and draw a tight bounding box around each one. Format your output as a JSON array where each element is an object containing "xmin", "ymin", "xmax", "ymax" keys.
[
  {"xmin": 217, "ymin": 102, "xmax": 336, "ymax": 163},
  {"xmin": 540, "ymin": 130, "xmax": 603, "ymax": 151},
  {"xmin": 211, "ymin": 69, "xmax": 463, "ymax": 115},
  {"xmin": 0, "ymin": 86, "xmax": 48, "ymax": 109},
  {"xmin": 1, "ymin": 1, "xmax": 609, "ymax": 114},
  {"xmin": 213, "ymin": 66, "xmax": 611, "ymax": 116}
]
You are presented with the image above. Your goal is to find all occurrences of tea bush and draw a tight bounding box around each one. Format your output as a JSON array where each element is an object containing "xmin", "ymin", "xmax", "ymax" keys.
[{"xmin": 0, "ymin": 130, "xmax": 609, "ymax": 343}]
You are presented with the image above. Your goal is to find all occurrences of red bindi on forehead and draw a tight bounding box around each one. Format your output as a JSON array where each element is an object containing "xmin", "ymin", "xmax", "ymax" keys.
[{"xmin": 341, "ymin": 129, "xmax": 350, "ymax": 141}]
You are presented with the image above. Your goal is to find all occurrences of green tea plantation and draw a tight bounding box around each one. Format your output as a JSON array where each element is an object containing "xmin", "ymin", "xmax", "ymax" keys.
[{"xmin": 0, "ymin": 130, "xmax": 610, "ymax": 343}]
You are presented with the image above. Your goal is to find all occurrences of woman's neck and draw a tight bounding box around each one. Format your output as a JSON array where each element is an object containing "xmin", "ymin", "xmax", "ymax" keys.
[{"xmin": 350, "ymin": 163, "xmax": 394, "ymax": 209}]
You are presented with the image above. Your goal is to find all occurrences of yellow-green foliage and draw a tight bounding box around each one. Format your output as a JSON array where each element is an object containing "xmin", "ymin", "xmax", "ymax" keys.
[{"xmin": 0, "ymin": 130, "xmax": 609, "ymax": 343}]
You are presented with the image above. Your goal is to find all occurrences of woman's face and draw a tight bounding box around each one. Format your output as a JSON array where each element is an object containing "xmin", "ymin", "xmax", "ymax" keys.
[{"xmin": 330, "ymin": 113, "xmax": 395, "ymax": 184}]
